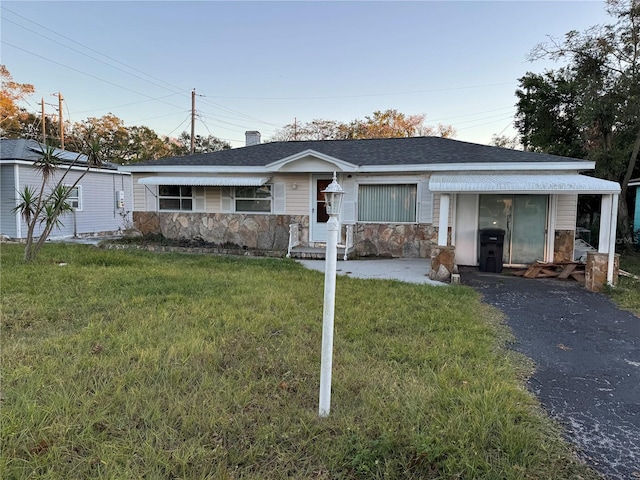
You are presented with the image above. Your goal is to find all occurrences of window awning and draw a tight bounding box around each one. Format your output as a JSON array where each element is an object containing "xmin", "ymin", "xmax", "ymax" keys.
[
  {"xmin": 429, "ymin": 173, "xmax": 620, "ymax": 195},
  {"xmin": 138, "ymin": 176, "xmax": 271, "ymax": 187}
]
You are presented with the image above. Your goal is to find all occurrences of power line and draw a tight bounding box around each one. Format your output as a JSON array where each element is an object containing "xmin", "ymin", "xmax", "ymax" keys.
[
  {"xmin": 455, "ymin": 114, "xmax": 516, "ymax": 131},
  {"xmin": 2, "ymin": 41, "xmax": 187, "ymax": 112},
  {"xmin": 2, "ymin": 6, "xmax": 185, "ymax": 94},
  {"xmin": 199, "ymin": 82, "xmax": 519, "ymax": 101}
]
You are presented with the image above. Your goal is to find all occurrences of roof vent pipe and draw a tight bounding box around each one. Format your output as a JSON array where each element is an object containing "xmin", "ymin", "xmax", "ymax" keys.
[{"xmin": 245, "ymin": 131, "xmax": 261, "ymax": 146}]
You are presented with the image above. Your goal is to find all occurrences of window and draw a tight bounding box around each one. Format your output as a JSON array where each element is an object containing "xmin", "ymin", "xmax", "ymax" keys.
[
  {"xmin": 235, "ymin": 185, "xmax": 272, "ymax": 213},
  {"xmin": 66, "ymin": 185, "xmax": 82, "ymax": 211},
  {"xmin": 158, "ymin": 185, "xmax": 193, "ymax": 211},
  {"xmin": 358, "ymin": 184, "xmax": 417, "ymax": 223}
]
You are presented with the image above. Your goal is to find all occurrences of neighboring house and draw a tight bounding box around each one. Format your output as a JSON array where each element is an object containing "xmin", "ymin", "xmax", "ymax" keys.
[
  {"xmin": 1, "ymin": 138, "xmax": 133, "ymax": 239},
  {"xmin": 119, "ymin": 132, "xmax": 621, "ymax": 282}
]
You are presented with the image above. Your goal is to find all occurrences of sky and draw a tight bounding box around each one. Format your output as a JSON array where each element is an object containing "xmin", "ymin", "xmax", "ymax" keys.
[{"xmin": 1, "ymin": 0, "xmax": 614, "ymax": 149}]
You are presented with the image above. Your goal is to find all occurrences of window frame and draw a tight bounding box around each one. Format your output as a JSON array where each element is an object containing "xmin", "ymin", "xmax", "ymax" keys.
[
  {"xmin": 158, "ymin": 185, "xmax": 194, "ymax": 212},
  {"xmin": 357, "ymin": 182, "xmax": 418, "ymax": 224},
  {"xmin": 65, "ymin": 184, "xmax": 82, "ymax": 211},
  {"xmin": 234, "ymin": 184, "xmax": 273, "ymax": 214}
]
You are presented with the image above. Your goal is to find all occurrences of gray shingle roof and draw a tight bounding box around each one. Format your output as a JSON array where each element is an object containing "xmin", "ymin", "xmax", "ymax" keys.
[
  {"xmin": 128, "ymin": 136, "xmax": 588, "ymax": 168},
  {"xmin": 0, "ymin": 138, "xmax": 117, "ymax": 170}
]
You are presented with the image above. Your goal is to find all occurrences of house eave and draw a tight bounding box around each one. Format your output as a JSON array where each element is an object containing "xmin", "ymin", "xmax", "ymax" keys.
[
  {"xmin": 119, "ymin": 161, "xmax": 596, "ymax": 175},
  {"xmin": 3, "ymin": 159, "xmax": 130, "ymax": 175}
]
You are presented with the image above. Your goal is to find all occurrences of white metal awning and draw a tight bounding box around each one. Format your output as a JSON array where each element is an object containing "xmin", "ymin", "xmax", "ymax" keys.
[
  {"xmin": 138, "ymin": 176, "xmax": 271, "ymax": 187},
  {"xmin": 429, "ymin": 173, "xmax": 620, "ymax": 195}
]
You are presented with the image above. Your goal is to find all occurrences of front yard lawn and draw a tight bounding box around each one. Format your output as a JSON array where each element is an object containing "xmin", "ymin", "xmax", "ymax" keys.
[{"xmin": 1, "ymin": 244, "xmax": 600, "ymax": 479}]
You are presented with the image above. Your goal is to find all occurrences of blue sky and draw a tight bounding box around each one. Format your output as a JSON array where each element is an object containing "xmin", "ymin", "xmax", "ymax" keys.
[{"xmin": 2, "ymin": 1, "xmax": 612, "ymax": 148}]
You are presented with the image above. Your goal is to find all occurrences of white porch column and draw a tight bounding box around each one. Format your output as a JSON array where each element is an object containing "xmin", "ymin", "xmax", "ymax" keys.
[
  {"xmin": 438, "ymin": 193, "xmax": 450, "ymax": 246},
  {"xmin": 607, "ymin": 194, "xmax": 619, "ymax": 285},
  {"xmin": 599, "ymin": 194, "xmax": 613, "ymax": 253},
  {"xmin": 596, "ymin": 194, "xmax": 619, "ymax": 285}
]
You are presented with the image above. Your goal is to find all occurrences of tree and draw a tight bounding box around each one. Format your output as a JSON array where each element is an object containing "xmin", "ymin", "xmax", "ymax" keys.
[
  {"xmin": 13, "ymin": 142, "xmax": 102, "ymax": 262},
  {"xmin": 490, "ymin": 134, "xmax": 521, "ymax": 150},
  {"xmin": 270, "ymin": 109, "xmax": 455, "ymax": 142},
  {"xmin": 66, "ymin": 114, "xmax": 131, "ymax": 163},
  {"xmin": 515, "ymin": 0, "xmax": 640, "ymax": 246},
  {"xmin": 174, "ymin": 132, "xmax": 231, "ymax": 154},
  {"xmin": 0, "ymin": 65, "xmax": 36, "ymax": 138}
]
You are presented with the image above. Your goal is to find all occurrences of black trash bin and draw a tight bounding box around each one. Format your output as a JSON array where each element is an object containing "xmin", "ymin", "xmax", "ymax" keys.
[{"xmin": 479, "ymin": 228, "xmax": 505, "ymax": 273}]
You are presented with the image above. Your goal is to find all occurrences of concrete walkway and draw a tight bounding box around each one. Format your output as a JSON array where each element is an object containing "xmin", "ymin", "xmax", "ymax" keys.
[{"xmin": 296, "ymin": 257, "xmax": 444, "ymax": 285}]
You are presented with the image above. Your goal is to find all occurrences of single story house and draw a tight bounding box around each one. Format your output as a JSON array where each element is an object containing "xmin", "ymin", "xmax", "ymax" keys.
[
  {"xmin": 119, "ymin": 132, "xmax": 621, "ymax": 283},
  {"xmin": 1, "ymin": 138, "xmax": 133, "ymax": 239}
]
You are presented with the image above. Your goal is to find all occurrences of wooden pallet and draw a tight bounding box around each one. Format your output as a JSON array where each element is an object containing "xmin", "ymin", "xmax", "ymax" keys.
[{"xmin": 511, "ymin": 261, "xmax": 585, "ymax": 283}]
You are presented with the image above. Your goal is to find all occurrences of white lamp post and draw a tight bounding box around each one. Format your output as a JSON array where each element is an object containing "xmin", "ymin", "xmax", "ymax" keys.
[{"xmin": 319, "ymin": 172, "xmax": 344, "ymax": 418}]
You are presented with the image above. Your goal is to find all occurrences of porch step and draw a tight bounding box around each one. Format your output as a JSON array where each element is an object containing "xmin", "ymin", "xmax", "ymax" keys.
[{"xmin": 288, "ymin": 246, "xmax": 354, "ymax": 260}]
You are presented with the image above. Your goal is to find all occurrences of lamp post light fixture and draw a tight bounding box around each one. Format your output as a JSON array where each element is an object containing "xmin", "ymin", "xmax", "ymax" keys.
[{"xmin": 319, "ymin": 172, "xmax": 344, "ymax": 418}]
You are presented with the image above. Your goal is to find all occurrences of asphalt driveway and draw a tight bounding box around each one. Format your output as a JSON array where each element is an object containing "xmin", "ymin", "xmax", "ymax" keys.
[{"xmin": 460, "ymin": 267, "xmax": 640, "ymax": 480}]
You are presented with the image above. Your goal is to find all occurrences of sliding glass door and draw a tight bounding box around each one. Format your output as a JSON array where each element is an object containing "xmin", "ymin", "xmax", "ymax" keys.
[{"xmin": 478, "ymin": 194, "xmax": 548, "ymax": 265}]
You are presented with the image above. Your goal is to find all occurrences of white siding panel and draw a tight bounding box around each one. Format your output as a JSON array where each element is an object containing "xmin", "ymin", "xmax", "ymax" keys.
[
  {"xmin": 15, "ymin": 165, "xmax": 131, "ymax": 237},
  {"xmin": 556, "ymin": 194, "xmax": 577, "ymax": 230},
  {"xmin": 267, "ymin": 173, "xmax": 308, "ymax": 215},
  {"xmin": 433, "ymin": 193, "xmax": 454, "ymax": 226}
]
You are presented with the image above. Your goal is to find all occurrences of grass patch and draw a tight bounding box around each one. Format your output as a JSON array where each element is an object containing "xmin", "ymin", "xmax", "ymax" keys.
[
  {"xmin": 1, "ymin": 244, "xmax": 599, "ymax": 479},
  {"xmin": 608, "ymin": 250, "xmax": 640, "ymax": 316}
]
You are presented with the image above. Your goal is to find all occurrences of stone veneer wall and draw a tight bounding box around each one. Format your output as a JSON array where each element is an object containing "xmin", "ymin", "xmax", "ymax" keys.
[
  {"xmin": 354, "ymin": 224, "xmax": 438, "ymax": 258},
  {"xmin": 134, "ymin": 212, "xmax": 309, "ymax": 251},
  {"xmin": 554, "ymin": 230, "xmax": 575, "ymax": 263},
  {"xmin": 134, "ymin": 213, "xmax": 440, "ymax": 258}
]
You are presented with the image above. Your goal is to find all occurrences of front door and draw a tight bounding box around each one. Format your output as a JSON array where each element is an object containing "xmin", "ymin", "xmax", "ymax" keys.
[
  {"xmin": 479, "ymin": 194, "xmax": 548, "ymax": 264},
  {"xmin": 311, "ymin": 176, "xmax": 332, "ymax": 243}
]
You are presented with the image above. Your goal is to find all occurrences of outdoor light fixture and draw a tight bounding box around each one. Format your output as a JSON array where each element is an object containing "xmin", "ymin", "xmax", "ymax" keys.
[
  {"xmin": 319, "ymin": 172, "xmax": 344, "ymax": 418},
  {"xmin": 322, "ymin": 172, "xmax": 344, "ymax": 216}
]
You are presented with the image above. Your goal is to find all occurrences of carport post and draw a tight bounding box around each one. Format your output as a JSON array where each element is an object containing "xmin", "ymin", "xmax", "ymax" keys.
[
  {"xmin": 599, "ymin": 194, "xmax": 619, "ymax": 286},
  {"xmin": 438, "ymin": 194, "xmax": 450, "ymax": 246},
  {"xmin": 607, "ymin": 194, "xmax": 619, "ymax": 285}
]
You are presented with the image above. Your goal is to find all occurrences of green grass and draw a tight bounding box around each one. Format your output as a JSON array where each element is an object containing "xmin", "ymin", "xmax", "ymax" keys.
[
  {"xmin": 1, "ymin": 244, "xmax": 599, "ymax": 479},
  {"xmin": 608, "ymin": 251, "xmax": 640, "ymax": 316}
]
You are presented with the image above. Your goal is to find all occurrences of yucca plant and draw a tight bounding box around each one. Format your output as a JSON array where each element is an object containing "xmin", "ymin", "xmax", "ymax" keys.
[{"xmin": 12, "ymin": 141, "xmax": 102, "ymax": 262}]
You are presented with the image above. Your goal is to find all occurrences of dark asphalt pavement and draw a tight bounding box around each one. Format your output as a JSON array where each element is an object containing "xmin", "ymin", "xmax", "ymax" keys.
[{"xmin": 461, "ymin": 267, "xmax": 640, "ymax": 480}]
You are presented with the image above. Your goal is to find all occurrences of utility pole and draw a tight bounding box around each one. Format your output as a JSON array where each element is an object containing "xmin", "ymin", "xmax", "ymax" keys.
[
  {"xmin": 293, "ymin": 117, "xmax": 297, "ymax": 140},
  {"xmin": 41, "ymin": 98, "xmax": 46, "ymax": 144},
  {"xmin": 58, "ymin": 92, "xmax": 64, "ymax": 150},
  {"xmin": 190, "ymin": 88, "xmax": 196, "ymax": 154}
]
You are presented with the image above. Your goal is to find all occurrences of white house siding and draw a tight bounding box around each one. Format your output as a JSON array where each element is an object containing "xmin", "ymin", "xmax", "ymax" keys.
[
  {"xmin": 15, "ymin": 164, "xmax": 132, "ymax": 239},
  {"xmin": 432, "ymin": 193, "xmax": 454, "ymax": 227},
  {"xmin": 556, "ymin": 194, "xmax": 578, "ymax": 230},
  {"xmin": 0, "ymin": 165, "xmax": 18, "ymax": 237},
  {"xmin": 278, "ymin": 173, "xmax": 308, "ymax": 216}
]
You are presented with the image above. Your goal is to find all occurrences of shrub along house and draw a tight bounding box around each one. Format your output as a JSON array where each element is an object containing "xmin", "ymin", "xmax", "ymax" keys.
[
  {"xmin": 119, "ymin": 132, "xmax": 621, "ymax": 284},
  {"xmin": 0, "ymin": 138, "xmax": 133, "ymax": 239}
]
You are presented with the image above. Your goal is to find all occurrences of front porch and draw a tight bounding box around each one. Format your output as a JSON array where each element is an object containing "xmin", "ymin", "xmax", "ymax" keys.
[{"xmin": 287, "ymin": 223, "xmax": 356, "ymax": 260}]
